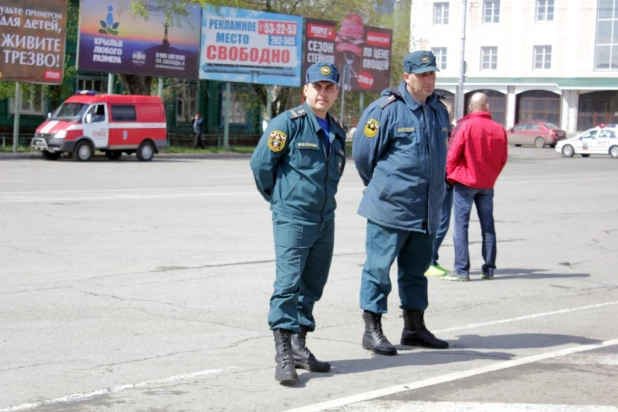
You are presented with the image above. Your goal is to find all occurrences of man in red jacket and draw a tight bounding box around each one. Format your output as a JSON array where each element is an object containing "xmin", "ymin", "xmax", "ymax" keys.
[{"xmin": 442, "ymin": 92, "xmax": 508, "ymax": 282}]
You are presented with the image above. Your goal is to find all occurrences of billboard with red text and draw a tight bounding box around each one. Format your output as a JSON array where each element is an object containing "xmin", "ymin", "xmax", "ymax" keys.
[
  {"xmin": 303, "ymin": 16, "xmax": 392, "ymax": 93},
  {"xmin": 199, "ymin": 6, "xmax": 303, "ymax": 87},
  {"xmin": 0, "ymin": 0, "xmax": 67, "ymax": 84}
]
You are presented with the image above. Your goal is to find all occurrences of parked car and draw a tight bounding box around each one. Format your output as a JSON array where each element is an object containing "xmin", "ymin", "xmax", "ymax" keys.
[
  {"xmin": 555, "ymin": 125, "xmax": 618, "ymax": 158},
  {"xmin": 507, "ymin": 121, "xmax": 567, "ymax": 148}
]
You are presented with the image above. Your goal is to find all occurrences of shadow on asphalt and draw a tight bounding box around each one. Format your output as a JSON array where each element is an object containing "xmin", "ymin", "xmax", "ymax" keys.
[
  {"xmin": 448, "ymin": 333, "xmax": 601, "ymax": 350},
  {"xmin": 299, "ymin": 349, "xmax": 515, "ymax": 382},
  {"xmin": 296, "ymin": 332, "xmax": 600, "ymax": 382},
  {"xmin": 492, "ymin": 268, "xmax": 590, "ymax": 280}
]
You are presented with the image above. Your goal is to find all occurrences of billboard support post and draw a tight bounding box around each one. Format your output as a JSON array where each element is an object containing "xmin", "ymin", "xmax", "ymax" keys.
[
  {"xmin": 107, "ymin": 73, "xmax": 114, "ymax": 94},
  {"xmin": 360, "ymin": 92, "xmax": 365, "ymax": 119},
  {"xmin": 340, "ymin": 86, "xmax": 346, "ymax": 125},
  {"xmin": 266, "ymin": 86, "xmax": 272, "ymax": 127},
  {"xmin": 157, "ymin": 78, "xmax": 164, "ymax": 97},
  {"xmin": 223, "ymin": 82, "xmax": 231, "ymax": 151},
  {"xmin": 12, "ymin": 83, "xmax": 22, "ymax": 153}
]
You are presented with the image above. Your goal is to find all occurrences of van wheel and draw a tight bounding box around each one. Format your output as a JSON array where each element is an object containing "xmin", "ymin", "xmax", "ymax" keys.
[
  {"xmin": 136, "ymin": 141, "xmax": 154, "ymax": 161},
  {"xmin": 42, "ymin": 151, "xmax": 61, "ymax": 161},
  {"xmin": 534, "ymin": 137, "xmax": 545, "ymax": 148},
  {"xmin": 106, "ymin": 151, "xmax": 122, "ymax": 160},
  {"xmin": 74, "ymin": 141, "xmax": 93, "ymax": 161}
]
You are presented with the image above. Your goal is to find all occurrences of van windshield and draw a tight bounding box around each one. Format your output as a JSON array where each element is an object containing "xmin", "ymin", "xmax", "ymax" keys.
[{"xmin": 51, "ymin": 103, "xmax": 89, "ymax": 121}]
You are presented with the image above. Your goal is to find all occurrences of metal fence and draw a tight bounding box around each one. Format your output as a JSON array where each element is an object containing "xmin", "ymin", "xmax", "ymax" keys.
[{"xmin": 1, "ymin": 134, "xmax": 33, "ymax": 149}]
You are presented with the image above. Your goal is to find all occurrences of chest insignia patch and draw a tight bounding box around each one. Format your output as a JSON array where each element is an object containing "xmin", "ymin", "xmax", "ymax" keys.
[
  {"xmin": 364, "ymin": 118, "xmax": 379, "ymax": 138},
  {"xmin": 397, "ymin": 127, "xmax": 415, "ymax": 133},
  {"xmin": 267, "ymin": 130, "xmax": 287, "ymax": 152}
]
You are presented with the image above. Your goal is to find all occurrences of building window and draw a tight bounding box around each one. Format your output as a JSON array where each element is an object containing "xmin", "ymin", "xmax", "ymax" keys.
[
  {"xmin": 431, "ymin": 47, "xmax": 447, "ymax": 70},
  {"xmin": 533, "ymin": 45, "xmax": 552, "ymax": 69},
  {"xmin": 221, "ymin": 88, "xmax": 249, "ymax": 126},
  {"xmin": 433, "ymin": 2, "xmax": 449, "ymax": 25},
  {"xmin": 77, "ymin": 78, "xmax": 108, "ymax": 93},
  {"xmin": 595, "ymin": 0, "xmax": 618, "ymax": 70},
  {"xmin": 177, "ymin": 86, "xmax": 197, "ymax": 123},
  {"xmin": 480, "ymin": 46, "xmax": 498, "ymax": 70},
  {"xmin": 483, "ymin": 0, "xmax": 500, "ymax": 23},
  {"xmin": 9, "ymin": 85, "xmax": 45, "ymax": 115},
  {"xmin": 517, "ymin": 90, "xmax": 560, "ymax": 125},
  {"xmin": 536, "ymin": 0, "xmax": 554, "ymax": 21}
]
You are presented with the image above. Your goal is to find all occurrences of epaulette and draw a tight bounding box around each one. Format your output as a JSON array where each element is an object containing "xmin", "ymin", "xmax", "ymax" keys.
[
  {"xmin": 289, "ymin": 106, "xmax": 307, "ymax": 119},
  {"xmin": 436, "ymin": 91, "xmax": 446, "ymax": 100},
  {"xmin": 378, "ymin": 87, "xmax": 402, "ymax": 109}
]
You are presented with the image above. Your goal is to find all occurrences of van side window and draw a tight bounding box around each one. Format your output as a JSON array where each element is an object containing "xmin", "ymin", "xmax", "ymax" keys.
[
  {"xmin": 85, "ymin": 104, "xmax": 106, "ymax": 123},
  {"xmin": 111, "ymin": 105, "xmax": 137, "ymax": 121}
]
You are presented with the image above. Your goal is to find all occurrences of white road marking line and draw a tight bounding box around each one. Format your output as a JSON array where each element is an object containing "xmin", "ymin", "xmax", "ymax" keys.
[
  {"xmin": 284, "ymin": 338, "xmax": 618, "ymax": 412},
  {"xmin": 540, "ymin": 353, "xmax": 618, "ymax": 366},
  {"xmin": 434, "ymin": 301, "xmax": 618, "ymax": 333},
  {"xmin": 0, "ymin": 368, "xmax": 231, "ymax": 412},
  {"xmin": 327, "ymin": 400, "xmax": 618, "ymax": 411}
]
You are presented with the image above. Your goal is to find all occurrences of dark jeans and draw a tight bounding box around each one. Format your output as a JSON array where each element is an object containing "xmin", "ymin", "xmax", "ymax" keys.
[
  {"xmin": 452, "ymin": 183, "xmax": 497, "ymax": 275},
  {"xmin": 431, "ymin": 182, "xmax": 453, "ymax": 265},
  {"xmin": 194, "ymin": 132, "xmax": 205, "ymax": 149}
]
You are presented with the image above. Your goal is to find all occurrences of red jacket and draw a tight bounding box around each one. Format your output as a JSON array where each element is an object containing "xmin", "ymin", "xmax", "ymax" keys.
[{"xmin": 446, "ymin": 111, "xmax": 508, "ymax": 189}]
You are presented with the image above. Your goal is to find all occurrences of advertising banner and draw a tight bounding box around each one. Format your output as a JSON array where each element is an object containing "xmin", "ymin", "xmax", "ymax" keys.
[
  {"xmin": 77, "ymin": 0, "xmax": 201, "ymax": 79},
  {"xmin": 0, "ymin": 0, "xmax": 67, "ymax": 84},
  {"xmin": 303, "ymin": 15, "xmax": 392, "ymax": 93},
  {"xmin": 199, "ymin": 6, "xmax": 303, "ymax": 87}
]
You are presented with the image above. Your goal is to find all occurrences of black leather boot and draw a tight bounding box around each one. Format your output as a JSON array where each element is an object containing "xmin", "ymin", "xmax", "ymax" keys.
[
  {"xmin": 400, "ymin": 309, "xmax": 449, "ymax": 349},
  {"xmin": 273, "ymin": 329, "xmax": 299, "ymax": 383},
  {"xmin": 362, "ymin": 311, "xmax": 397, "ymax": 356},
  {"xmin": 291, "ymin": 326, "xmax": 331, "ymax": 372}
]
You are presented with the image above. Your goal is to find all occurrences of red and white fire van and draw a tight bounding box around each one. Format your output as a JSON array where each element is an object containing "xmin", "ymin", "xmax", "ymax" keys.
[{"xmin": 31, "ymin": 91, "xmax": 167, "ymax": 161}]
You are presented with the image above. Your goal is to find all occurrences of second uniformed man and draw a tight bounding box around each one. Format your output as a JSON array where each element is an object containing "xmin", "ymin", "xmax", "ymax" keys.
[
  {"xmin": 352, "ymin": 50, "xmax": 450, "ymax": 356},
  {"xmin": 250, "ymin": 62, "xmax": 347, "ymax": 384}
]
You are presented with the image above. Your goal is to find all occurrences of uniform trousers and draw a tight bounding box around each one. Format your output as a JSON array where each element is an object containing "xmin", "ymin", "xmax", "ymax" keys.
[
  {"xmin": 360, "ymin": 220, "xmax": 433, "ymax": 314},
  {"xmin": 268, "ymin": 213, "xmax": 334, "ymax": 333}
]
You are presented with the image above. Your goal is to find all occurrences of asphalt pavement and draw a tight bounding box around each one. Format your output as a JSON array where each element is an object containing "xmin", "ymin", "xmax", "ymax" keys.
[{"xmin": 0, "ymin": 146, "xmax": 617, "ymax": 412}]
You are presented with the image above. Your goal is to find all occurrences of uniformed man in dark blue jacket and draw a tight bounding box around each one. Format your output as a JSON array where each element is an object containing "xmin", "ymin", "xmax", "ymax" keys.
[
  {"xmin": 353, "ymin": 50, "xmax": 450, "ymax": 356},
  {"xmin": 250, "ymin": 63, "xmax": 347, "ymax": 384}
]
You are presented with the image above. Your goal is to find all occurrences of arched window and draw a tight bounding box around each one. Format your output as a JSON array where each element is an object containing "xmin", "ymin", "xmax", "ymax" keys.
[
  {"xmin": 516, "ymin": 90, "xmax": 560, "ymax": 125},
  {"xmin": 464, "ymin": 90, "xmax": 506, "ymax": 125},
  {"xmin": 577, "ymin": 91, "xmax": 618, "ymax": 131}
]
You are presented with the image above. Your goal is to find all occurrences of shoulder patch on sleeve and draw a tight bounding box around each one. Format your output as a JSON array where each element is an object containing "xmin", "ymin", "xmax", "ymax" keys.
[{"xmin": 267, "ymin": 130, "xmax": 287, "ymax": 152}]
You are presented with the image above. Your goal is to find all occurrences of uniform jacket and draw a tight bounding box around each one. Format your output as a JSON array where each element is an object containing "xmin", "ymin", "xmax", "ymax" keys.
[
  {"xmin": 250, "ymin": 103, "xmax": 347, "ymax": 222},
  {"xmin": 446, "ymin": 111, "xmax": 508, "ymax": 189},
  {"xmin": 193, "ymin": 116, "xmax": 203, "ymax": 134},
  {"xmin": 353, "ymin": 81, "xmax": 450, "ymax": 234}
]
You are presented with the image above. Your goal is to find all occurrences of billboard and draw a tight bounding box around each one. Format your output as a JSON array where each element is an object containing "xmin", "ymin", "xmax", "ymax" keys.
[
  {"xmin": 199, "ymin": 6, "xmax": 303, "ymax": 87},
  {"xmin": 0, "ymin": 0, "xmax": 68, "ymax": 84},
  {"xmin": 77, "ymin": 0, "xmax": 201, "ymax": 79},
  {"xmin": 303, "ymin": 15, "xmax": 392, "ymax": 93}
]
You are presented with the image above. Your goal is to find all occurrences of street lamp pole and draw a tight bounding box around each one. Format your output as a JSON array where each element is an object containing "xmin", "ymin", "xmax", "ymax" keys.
[{"xmin": 456, "ymin": 0, "xmax": 468, "ymax": 121}]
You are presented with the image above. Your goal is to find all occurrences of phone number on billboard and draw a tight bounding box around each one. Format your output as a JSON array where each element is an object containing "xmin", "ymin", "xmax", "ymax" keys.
[{"xmin": 258, "ymin": 21, "xmax": 297, "ymax": 36}]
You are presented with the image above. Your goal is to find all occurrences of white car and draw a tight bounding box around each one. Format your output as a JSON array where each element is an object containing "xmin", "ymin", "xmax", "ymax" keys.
[{"xmin": 556, "ymin": 125, "xmax": 618, "ymax": 158}]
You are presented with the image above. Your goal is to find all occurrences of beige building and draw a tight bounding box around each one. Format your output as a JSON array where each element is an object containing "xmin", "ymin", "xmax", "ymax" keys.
[{"xmin": 410, "ymin": 0, "xmax": 618, "ymax": 131}]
